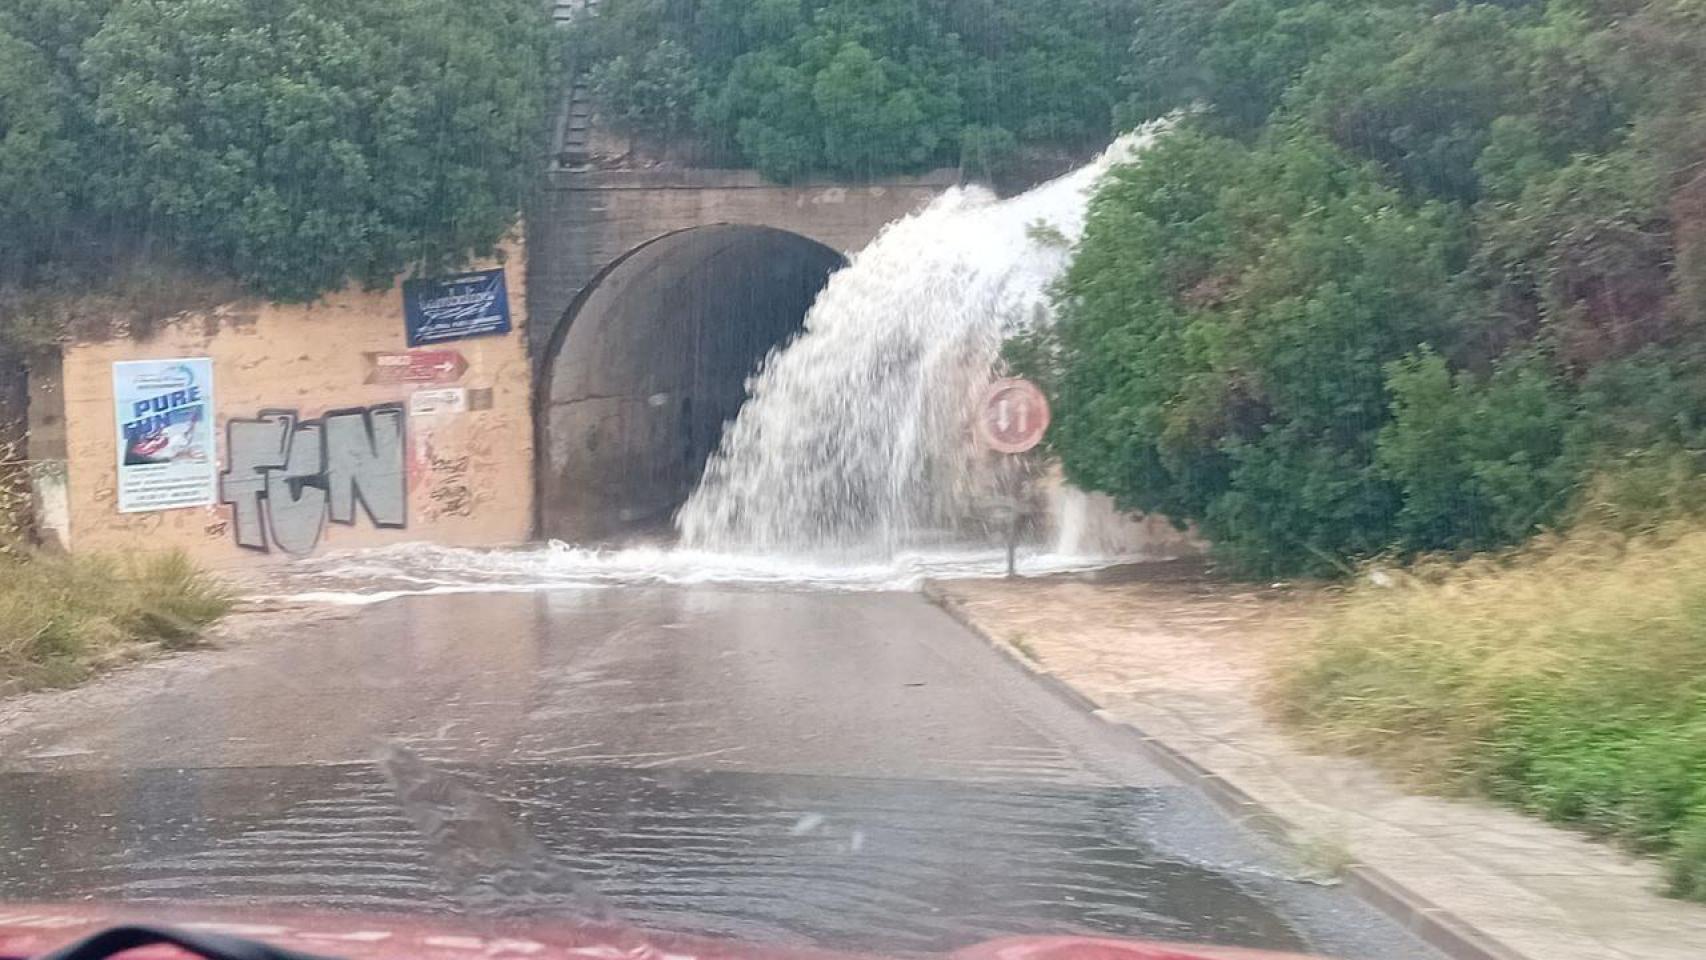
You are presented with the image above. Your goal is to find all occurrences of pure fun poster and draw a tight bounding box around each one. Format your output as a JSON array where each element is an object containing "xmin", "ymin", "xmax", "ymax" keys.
[{"xmin": 113, "ymin": 358, "xmax": 218, "ymax": 513}]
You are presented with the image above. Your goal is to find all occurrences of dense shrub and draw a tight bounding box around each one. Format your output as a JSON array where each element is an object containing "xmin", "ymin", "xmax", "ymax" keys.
[
  {"xmin": 570, "ymin": 0, "xmax": 1140, "ymax": 180},
  {"xmin": 0, "ymin": 0, "xmax": 558, "ymax": 306},
  {"xmin": 1030, "ymin": 0, "xmax": 1706, "ymax": 573}
]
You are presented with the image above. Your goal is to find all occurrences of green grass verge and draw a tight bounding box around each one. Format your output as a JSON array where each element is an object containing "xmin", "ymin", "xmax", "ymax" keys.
[
  {"xmin": 0, "ymin": 550, "xmax": 232, "ymax": 694},
  {"xmin": 1273, "ymin": 527, "xmax": 1706, "ymax": 899}
]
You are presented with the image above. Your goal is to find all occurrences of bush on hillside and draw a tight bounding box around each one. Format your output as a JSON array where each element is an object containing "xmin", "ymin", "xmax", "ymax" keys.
[
  {"xmin": 1034, "ymin": 126, "xmax": 1476, "ymax": 573},
  {"xmin": 1378, "ymin": 351, "xmax": 1579, "ymax": 552},
  {"xmin": 1029, "ymin": 0, "xmax": 1706, "ymax": 574},
  {"xmin": 0, "ymin": 0, "xmax": 558, "ymax": 305},
  {"xmin": 0, "ymin": 27, "xmax": 75, "ymax": 281},
  {"xmin": 570, "ymin": 0, "xmax": 1140, "ymax": 180}
]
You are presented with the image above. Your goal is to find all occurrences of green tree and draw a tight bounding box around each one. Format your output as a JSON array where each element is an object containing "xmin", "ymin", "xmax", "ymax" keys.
[
  {"xmin": 574, "ymin": 0, "xmax": 1140, "ymax": 180},
  {"xmin": 0, "ymin": 28, "xmax": 75, "ymax": 279},
  {"xmin": 1034, "ymin": 0, "xmax": 1706, "ymax": 572},
  {"xmin": 1378, "ymin": 351, "xmax": 1579, "ymax": 550},
  {"xmin": 701, "ymin": 0, "xmax": 966, "ymax": 178},
  {"xmin": 951, "ymin": 0, "xmax": 1140, "ymax": 148},
  {"xmin": 62, "ymin": 0, "xmax": 557, "ymax": 301},
  {"xmin": 1120, "ymin": 0, "xmax": 1392, "ymax": 135},
  {"xmin": 812, "ymin": 41, "xmax": 949, "ymax": 174},
  {"xmin": 588, "ymin": 40, "xmax": 703, "ymax": 140},
  {"xmin": 1038, "ymin": 129, "xmax": 1467, "ymax": 572}
]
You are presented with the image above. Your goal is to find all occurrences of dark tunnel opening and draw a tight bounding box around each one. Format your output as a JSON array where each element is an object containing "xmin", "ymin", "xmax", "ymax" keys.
[{"xmin": 537, "ymin": 225, "xmax": 848, "ymax": 544}]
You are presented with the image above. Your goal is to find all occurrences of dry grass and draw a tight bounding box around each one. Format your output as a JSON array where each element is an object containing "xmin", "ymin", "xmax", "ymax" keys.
[
  {"xmin": 0, "ymin": 550, "xmax": 233, "ymax": 695},
  {"xmin": 1273, "ymin": 524, "xmax": 1706, "ymax": 898}
]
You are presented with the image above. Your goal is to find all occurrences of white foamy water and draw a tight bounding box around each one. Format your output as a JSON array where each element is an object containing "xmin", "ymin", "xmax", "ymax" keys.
[
  {"xmin": 255, "ymin": 541, "xmax": 1164, "ymax": 604},
  {"xmin": 677, "ymin": 130, "xmax": 1162, "ymax": 556}
]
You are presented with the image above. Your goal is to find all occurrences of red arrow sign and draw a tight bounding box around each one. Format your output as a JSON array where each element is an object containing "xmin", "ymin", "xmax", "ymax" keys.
[{"xmin": 365, "ymin": 350, "xmax": 468, "ymax": 385}]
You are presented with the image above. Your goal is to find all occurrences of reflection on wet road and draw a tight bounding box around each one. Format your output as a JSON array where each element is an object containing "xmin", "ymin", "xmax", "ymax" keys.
[
  {"xmin": 0, "ymin": 763, "xmax": 1298, "ymax": 953},
  {"xmin": 0, "ymin": 588, "xmax": 1439, "ymax": 959}
]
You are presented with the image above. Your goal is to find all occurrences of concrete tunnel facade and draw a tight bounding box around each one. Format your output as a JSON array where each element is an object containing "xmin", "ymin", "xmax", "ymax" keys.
[{"xmin": 537, "ymin": 225, "xmax": 848, "ymax": 543}]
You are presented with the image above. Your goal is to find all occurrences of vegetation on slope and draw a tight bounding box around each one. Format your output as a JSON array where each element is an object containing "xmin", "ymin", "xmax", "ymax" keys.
[
  {"xmin": 1009, "ymin": 2, "xmax": 1706, "ymax": 892},
  {"xmin": 1275, "ymin": 524, "xmax": 1706, "ymax": 897},
  {"xmin": 0, "ymin": 0, "xmax": 558, "ymax": 308},
  {"xmin": 567, "ymin": 0, "xmax": 1142, "ymax": 181},
  {"xmin": 1024, "ymin": 0, "xmax": 1706, "ymax": 575}
]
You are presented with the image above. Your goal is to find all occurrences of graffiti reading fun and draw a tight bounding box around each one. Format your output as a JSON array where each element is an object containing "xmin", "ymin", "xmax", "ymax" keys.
[{"xmin": 220, "ymin": 406, "xmax": 407, "ymax": 555}]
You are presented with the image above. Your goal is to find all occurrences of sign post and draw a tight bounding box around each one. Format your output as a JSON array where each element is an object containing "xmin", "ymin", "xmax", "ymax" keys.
[{"xmin": 974, "ymin": 378, "xmax": 1051, "ymax": 577}]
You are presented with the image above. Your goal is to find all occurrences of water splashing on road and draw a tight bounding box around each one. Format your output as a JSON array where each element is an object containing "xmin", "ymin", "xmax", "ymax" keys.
[
  {"xmin": 677, "ymin": 131, "xmax": 1162, "ymax": 557},
  {"xmin": 261, "ymin": 131, "xmax": 1191, "ymax": 603},
  {"xmin": 253, "ymin": 541, "xmax": 1165, "ymax": 604}
]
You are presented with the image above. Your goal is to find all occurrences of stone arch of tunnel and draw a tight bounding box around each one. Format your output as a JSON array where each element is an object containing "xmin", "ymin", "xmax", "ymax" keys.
[{"xmin": 536, "ymin": 224, "xmax": 848, "ymax": 543}]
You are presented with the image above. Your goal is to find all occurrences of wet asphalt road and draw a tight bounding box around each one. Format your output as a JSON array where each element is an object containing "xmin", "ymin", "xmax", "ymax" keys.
[{"xmin": 0, "ymin": 588, "xmax": 1440, "ymax": 958}]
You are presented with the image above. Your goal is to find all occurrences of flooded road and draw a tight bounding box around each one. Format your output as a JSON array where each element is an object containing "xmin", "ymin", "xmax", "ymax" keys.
[{"xmin": 0, "ymin": 587, "xmax": 1438, "ymax": 958}]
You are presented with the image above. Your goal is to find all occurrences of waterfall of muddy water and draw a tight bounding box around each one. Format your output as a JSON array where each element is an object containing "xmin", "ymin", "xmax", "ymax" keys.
[{"xmin": 677, "ymin": 130, "xmax": 1162, "ymax": 557}]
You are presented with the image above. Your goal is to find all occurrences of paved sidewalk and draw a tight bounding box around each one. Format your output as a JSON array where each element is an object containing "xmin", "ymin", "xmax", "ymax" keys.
[{"xmin": 929, "ymin": 564, "xmax": 1706, "ymax": 960}]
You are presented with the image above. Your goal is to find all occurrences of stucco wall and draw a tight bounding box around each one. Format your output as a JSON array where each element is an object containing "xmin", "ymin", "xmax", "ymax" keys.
[{"xmin": 44, "ymin": 251, "xmax": 533, "ymax": 568}]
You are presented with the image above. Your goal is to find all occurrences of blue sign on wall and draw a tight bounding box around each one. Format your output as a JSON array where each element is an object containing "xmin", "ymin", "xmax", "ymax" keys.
[{"xmin": 404, "ymin": 268, "xmax": 513, "ymax": 347}]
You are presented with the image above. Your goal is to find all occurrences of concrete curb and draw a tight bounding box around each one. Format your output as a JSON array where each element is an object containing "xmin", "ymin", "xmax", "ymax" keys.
[{"xmin": 921, "ymin": 583, "xmax": 1527, "ymax": 960}]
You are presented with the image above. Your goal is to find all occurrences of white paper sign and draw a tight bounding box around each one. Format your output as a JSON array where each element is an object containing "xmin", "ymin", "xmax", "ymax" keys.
[{"xmin": 409, "ymin": 387, "xmax": 468, "ymax": 417}]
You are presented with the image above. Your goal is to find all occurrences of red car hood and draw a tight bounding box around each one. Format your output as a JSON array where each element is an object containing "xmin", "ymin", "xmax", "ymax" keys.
[{"xmin": 0, "ymin": 905, "xmax": 1318, "ymax": 960}]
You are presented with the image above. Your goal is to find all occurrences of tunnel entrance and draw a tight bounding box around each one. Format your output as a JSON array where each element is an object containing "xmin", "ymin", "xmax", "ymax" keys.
[{"xmin": 537, "ymin": 225, "xmax": 847, "ymax": 543}]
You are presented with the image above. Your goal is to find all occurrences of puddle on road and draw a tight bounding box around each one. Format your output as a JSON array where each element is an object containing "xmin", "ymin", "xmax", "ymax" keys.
[{"xmin": 0, "ymin": 761, "xmax": 1304, "ymax": 955}]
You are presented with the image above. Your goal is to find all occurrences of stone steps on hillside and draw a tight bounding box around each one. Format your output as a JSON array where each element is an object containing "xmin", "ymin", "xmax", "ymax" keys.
[{"xmin": 553, "ymin": 0, "xmax": 602, "ymax": 169}]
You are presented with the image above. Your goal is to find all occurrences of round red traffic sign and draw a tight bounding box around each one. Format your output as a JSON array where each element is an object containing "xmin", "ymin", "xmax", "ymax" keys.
[{"xmin": 976, "ymin": 378, "xmax": 1051, "ymax": 454}]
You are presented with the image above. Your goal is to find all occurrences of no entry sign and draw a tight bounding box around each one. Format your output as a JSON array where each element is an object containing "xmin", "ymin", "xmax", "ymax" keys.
[{"xmin": 976, "ymin": 378, "xmax": 1051, "ymax": 454}]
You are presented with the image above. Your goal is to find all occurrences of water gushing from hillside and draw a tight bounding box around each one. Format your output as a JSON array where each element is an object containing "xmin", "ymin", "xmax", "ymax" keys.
[
  {"xmin": 261, "ymin": 132, "xmax": 1182, "ymax": 605},
  {"xmin": 677, "ymin": 130, "xmax": 1159, "ymax": 556}
]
